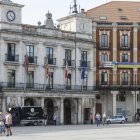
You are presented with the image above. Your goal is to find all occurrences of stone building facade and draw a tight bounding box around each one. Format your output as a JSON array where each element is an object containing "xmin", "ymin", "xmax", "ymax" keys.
[{"xmin": 0, "ymin": 0, "xmax": 96, "ymax": 125}]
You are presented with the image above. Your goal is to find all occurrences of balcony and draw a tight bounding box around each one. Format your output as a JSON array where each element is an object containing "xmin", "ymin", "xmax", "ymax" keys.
[
  {"xmin": 25, "ymin": 56, "xmax": 37, "ymax": 65},
  {"xmin": 63, "ymin": 59, "xmax": 75, "ymax": 67},
  {"xmin": 0, "ymin": 82, "xmax": 95, "ymax": 93},
  {"xmin": 44, "ymin": 57, "xmax": 56, "ymax": 66},
  {"xmin": 79, "ymin": 60, "xmax": 90, "ymax": 69},
  {"xmin": 120, "ymin": 44, "xmax": 131, "ymax": 50},
  {"xmin": 5, "ymin": 54, "xmax": 19, "ymax": 65},
  {"xmin": 97, "ymin": 43, "xmax": 111, "ymax": 50}
]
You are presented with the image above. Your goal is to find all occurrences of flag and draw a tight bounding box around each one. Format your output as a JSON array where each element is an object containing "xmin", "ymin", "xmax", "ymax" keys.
[
  {"xmin": 25, "ymin": 49, "xmax": 29, "ymax": 73},
  {"xmin": 81, "ymin": 61, "xmax": 86, "ymax": 79},
  {"xmin": 65, "ymin": 59, "xmax": 68, "ymax": 79},
  {"xmin": 46, "ymin": 56, "xmax": 49, "ymax": 79}
]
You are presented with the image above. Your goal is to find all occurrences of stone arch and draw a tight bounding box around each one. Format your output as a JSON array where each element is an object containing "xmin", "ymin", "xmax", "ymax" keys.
[
  {"xmin": 44, "ymin": 98, "xmax": 54, "ymax": 124},
  {"xmin": 24, "ymin": 98, "xmax": 37, "ymax": 106}
]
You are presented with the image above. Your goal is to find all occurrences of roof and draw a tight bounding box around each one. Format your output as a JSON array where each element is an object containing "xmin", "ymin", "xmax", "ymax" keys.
[{"xmin": 86, "ymin": 1, "xmax": 140, "ymax": 23}]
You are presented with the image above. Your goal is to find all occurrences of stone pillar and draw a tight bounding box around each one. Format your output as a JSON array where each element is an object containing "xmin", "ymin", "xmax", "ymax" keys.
[
  {"xmin": 111, "ymin": 91, "xmax": 118, "ymax": 116},
  {"xmin": 133, "ymin": 24, "xmax": 138, "ymax": 62},
  {"xmin": 2, "ymin": 96, "xmax": 6, "ymax": 113},
  {"xmin": 113, "ymin": 68, "xmax": 117, "ymax": 85},
  {"xmin": 132, "ymin": 91, "xmax": 139, "ymax": 115},
  {"xmin": 78, "ymin": 98, "xmax": 82, "ymax": 124},
  {"xmin": 81, "ymin": 98, "xmax": 84, "ymax": 124},
  {"xmin": 112, "ymin": 25, "xmax": 117, "ymax": 62},
  {"xmin": 60, "ymin": 98, "xmax": 64, "ymax": 125},
  {"xmin": 41, "ymin": 97, "xmax": 44, "ymax": 107},
  {"xmin": 92, "ymin": 99, "xmax": 96, "ymax": 122},
  {"xmin": 21, "ymin": 97, "xmax": 24, "ymax": 107}
]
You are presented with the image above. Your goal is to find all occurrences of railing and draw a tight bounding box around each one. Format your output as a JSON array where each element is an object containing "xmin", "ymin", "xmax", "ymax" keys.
[
  {"xmin": 119, "ymin": 43, "xmax": 131, "ymax": 50},
  {"xmin": 0, "ymin": 82, "xmax": 95, "ymax": 93},
  {"xmin": 44, "ymin": 57, "xmax": 56, "ymax": 65},
  {"xmin": 5, "ymin": 54, "xmax": 19, "ymax": 62},
  {"xmin": 25, "ymin": 56, "xmax": 37, "ymax": 64},
  {"xmin": 96, "ymin": 43, "xmax": 111, "ymax": 50},
  {"xmin": 63, "ymin": 59, "xmax": 75, "ymax": 67},
  {"xmin": 79, "ymin": 60, "xmax": 90, "ymax": 69}
]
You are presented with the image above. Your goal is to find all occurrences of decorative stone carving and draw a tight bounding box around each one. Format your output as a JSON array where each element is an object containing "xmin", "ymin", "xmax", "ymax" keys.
[{"xmin": 9, "ymin": 96, "xmax": 19, "ymax": 107}]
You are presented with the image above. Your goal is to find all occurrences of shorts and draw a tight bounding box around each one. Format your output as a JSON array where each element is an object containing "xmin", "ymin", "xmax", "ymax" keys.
[{"xmin": 5, "ymin": 124, "xmax": 11, "ymax": 128}]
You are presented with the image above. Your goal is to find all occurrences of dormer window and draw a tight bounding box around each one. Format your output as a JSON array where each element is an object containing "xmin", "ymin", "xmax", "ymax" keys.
[{"xmin": 99, "ymin": 16, "xmax": 107, "ymax": 20}]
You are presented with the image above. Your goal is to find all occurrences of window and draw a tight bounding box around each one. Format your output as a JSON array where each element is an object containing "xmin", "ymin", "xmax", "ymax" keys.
[
  {"xmin": 48, "ymin": 72, "xmax": 53, "ymax": 89},
  {"xmin": 117, "ymin": 92, "xmax": 126, "ymax": 102},
  {"xmin": 66, "ymin": 74, "xmax": 71, "ymax": 90},
  {"xmin": 121, "ymin": 54, "xmax": 129, "ymax": 62},
  {"xmin": 7, "ymin": 43, "xmax": 15, "ymax": 61},
  {"xmin": 47, "ymin": 47, "xmax": 53, "ymax": 64},
  {"xmin": 81, "ymin": 51, "xmax": 87, "ymax": 67},
  {"xmin": 7, "ymin": 70, "xmax": 15, "ymax": 87},
  {"xmin": 101, "ymin": 34, "xmax": 108, "ymax": 47},
  {"xmin": 101, "ymin": 72, "xmax": 108, "ymax": 85},
  {"xmin": 121, "ymin": 34, "xmax": 128, "ymax": 47},
  {"xmin": 65, "ymin": 49, "xmax": 71, "ymax": 66},
  {"xmin": 101, "ymin": 54, "xmax": 108, "ymax": 62},
  {"xmin": 27, "ymin": 45, "xmax": 34, "ymax": 63},
  {"xmin": 27, "ymin": 71, "xmax": 34, "ymax": 88},
  {"xmin": 121, "ymin": 72, "xmax": 128, "ymax": 85},
  {"xmin": 137, "ymin": 94, "xmax": 140, "ymax": 102}
]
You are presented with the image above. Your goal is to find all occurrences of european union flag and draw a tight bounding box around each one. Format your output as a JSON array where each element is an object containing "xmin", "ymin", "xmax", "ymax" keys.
[{"xmin": 81, "ymin": 61, "xmax": 86, "ymax": 79}]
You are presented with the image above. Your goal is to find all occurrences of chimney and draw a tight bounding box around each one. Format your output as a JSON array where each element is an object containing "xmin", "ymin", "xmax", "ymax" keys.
[{"xmin": 81, "ymin": 9, "xmax": 85, "ymax": 14}]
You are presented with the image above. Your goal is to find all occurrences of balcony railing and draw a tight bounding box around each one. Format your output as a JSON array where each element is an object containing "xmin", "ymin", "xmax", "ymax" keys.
[
  {"xmin": 5, "ymin": 54, "xmax": 19, "ymax": 62},
  {"xmin": 25, "ymin": 56, "xmax": 37, "ymax": 64},
  {"xmin": 79, "ymin": 60, "xmax": 90, "ymax": 69},
  {"xmin": 44, "ymin": 57, "xmax": 56, "ymax": 65},
  {"xmin": 120, "ymin": 44, "xmax": 131, "ymax": 50},
  {"xmin": 0, "ymin": 82, "xmax": 95, "ymax": 93},
  {"xmin": 63, "ymin": 59, "xmax": 75, "ymax": 67},
  {"xmin": 96, "ymin": 43, "xmax": 111, "ymax": 50}
]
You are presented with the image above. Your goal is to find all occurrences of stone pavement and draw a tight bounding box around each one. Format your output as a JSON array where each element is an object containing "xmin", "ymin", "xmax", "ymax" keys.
[{"xmin": 1, "ymin": 123, "xmax": 140, "ymax": 140}]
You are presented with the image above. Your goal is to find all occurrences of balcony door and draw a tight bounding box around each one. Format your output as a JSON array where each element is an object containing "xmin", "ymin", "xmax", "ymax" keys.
[
  {"xmin": 47, "ymin": 47, "xmax": 53, "ymax": 64},
  {"xmin": 65, "ymin": 49, "xmax": 71, "ymax": 66},
  {"xmin": 7, "ymin": 43, "xmax": 15, "ymax": 61},
  {"xmin": 27, "ymin": 45, "xmax": 34, "ymax": 63},
  {"xmin": 7, "ymin": 70, "xmax": 15, "ymax": 87},
  {"xmin": 81, "ymin": 51, "xmax": 87, "ymax": 67},
  {"xmin": 27, "ymin": 71, "xmax": 34, "ymax": 88}
]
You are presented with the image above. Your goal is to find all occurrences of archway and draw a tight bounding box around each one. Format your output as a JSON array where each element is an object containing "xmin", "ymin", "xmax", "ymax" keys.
[
  {"xmin": 44, "ymin": 99, "xmax": 54, "ymax": 125},
  {"xmin": 64, "ymin": 99, "xmax": 71, "ymax": 124},
  {"xmin": 24, "ymin": 98, "xmax": 35, "ymax": 106}
]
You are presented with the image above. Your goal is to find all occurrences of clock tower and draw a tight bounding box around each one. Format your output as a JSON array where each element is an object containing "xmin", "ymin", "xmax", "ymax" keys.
[
  {"xmin": 0, "ymin": 0, "xmax": 24, "ymax": 24},
  {"xmin": 57, "ymin": 0, "xmax": 92, "ymax": 34}
]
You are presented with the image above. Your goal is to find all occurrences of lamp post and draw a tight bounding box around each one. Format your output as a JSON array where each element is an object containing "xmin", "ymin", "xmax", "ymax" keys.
[{"xmin": 135, "ymin": 73, "xmax": 137, "ymax": 114}]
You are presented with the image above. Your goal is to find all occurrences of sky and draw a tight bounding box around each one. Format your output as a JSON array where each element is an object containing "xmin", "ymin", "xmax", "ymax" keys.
[{"xmin": 12, "ymin": 0, "xmax": 140, "ymax": 25}]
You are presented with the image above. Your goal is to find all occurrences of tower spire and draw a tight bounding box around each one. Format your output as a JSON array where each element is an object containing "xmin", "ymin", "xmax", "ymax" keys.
[{"xmin": 72, "ymin": 0, "xmax": 78, "ymax": 13}]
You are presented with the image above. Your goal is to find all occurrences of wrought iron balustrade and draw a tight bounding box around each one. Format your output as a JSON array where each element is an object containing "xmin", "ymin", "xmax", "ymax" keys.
[
  {"xmin": 5, "ymin": 54, "xmax": 19, "ymax": 62},
  {"xmin": 44, "ymin": 57, "xmax": 56, "ymax": 65}
]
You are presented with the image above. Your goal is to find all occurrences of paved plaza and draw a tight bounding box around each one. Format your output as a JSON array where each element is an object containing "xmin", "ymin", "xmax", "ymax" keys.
[{"xmin": 0, "ymin": 124, "xmax": 140, "ymax": 140}]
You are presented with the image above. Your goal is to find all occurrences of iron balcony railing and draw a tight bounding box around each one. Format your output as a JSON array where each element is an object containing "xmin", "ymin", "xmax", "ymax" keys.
[
  {"xmin": 25, "ymin": 56, "xmax": 37, "ymax": 64},
  {"xmin": 5, "ymin": 54, "xmax": 19, "ymax": 62},
  {"xmin": 79, "ymin": 60, "xmax": 90, "ymax": 69},
  {"xmin": 0, "ymin": 82, "xmax": 95, "ymax": 93},
  {"xmin": 120, "ymin": 43, "xmax": 131, "ymax": 50},
  {"xmin": 44, "ymin": 57, "xmax": 56, "ymax": 65},
  {"xmin": 63, "ymin": 59, "xmax": 75, "ymax": 67}
]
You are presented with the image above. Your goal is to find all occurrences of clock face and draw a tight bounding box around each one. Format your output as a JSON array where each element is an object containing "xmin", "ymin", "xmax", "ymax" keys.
[{"xmin": 7, "ymin": 11, "xmax": 15, "ymax": 21}]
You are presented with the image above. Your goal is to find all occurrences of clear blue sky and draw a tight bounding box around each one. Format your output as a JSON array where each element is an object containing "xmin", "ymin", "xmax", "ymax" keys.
[{"xmin": 12, "ymin": 0, "xmax": 138, "ymax": 25}]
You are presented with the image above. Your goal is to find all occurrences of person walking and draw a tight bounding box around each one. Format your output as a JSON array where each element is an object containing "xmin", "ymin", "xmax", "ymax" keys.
[
  {"xmin": 95, "ymin": 113, "xmax": 101, "ymax": 127},
  {"xmin": 43, "ymin": 114, "xmax": 48, "ymax": 126},
  {"xmin": 53, "ymin": 114, "xmax": 57, "ymax": 125},
  {"xmin": 5, "ymin": 110, "xmax": 12, "ymax": 136},
  {"xmin": 89, "ymin": 113, "xmax": 93, "ymax": 124},
  {"xmin": 102, "ymin": 112, "xmax": 106, "ymax": 125}
]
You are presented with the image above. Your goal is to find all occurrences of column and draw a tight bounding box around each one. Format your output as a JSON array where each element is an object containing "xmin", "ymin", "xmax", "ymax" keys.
[
  {"xmin": 60, "ymin": 98, "xmax": 64, "ymax": 125},
  {"xmin": 133, "ymin": 23, "xmax": 138, "ymax": 63},
  {"xmin": 41, "ymin": 97, "xmax": 44, "ymax": 108},
  {"xmin": 92, "ymin": 99, "xmax": 96, "ymax": 122},
  {"xmin": 111, "ymin": 91, "xmax": 118, "ymax": 116},
  {"xmin": 2, "ymin": 96, "xmax": 6, "ymax": 113},
  {"xmin": 78, "ymin": 98, "xmax": 82, "ymax": 124},
  {"xmin": 21, "ymin": 97, "xmax": 24, "ymax": 107},
  {"xmin": 132, "ymin": 91, "xmax": 139, "ymax": 115}
]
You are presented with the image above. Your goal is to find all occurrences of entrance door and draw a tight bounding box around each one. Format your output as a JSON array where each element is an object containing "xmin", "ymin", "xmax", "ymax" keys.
[
  {"xmin": 96, "ymin": 103, "xmax": 102, "ymax": 116},
  {"xmin": 84, "ymin": 108, "xmax": 91, "ymax": 124},
  {"xmin": 64, "ymin": 99, "xmax": 71, "ymax": 124},
  {"xmin": 46, "ymin": 99, "xmax": 54, "ymax": 125}
]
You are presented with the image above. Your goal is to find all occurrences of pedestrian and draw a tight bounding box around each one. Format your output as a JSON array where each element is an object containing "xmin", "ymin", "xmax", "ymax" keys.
[
  {"xmin": 95, "ymin": 113, "xmax": 101, "ymax": 127},
  {"xmin": 5, "ymin": 110, "xmax": 12, "ymax": 136},
  {"xmin": 102, "ymin": 112, "xmax": 106, "ymax": 125},
  {"xmin": 89, "ymin": 113, "xmax": 93, "ymax": 124},
  {"xmin": 53, "ymin": 114, "xmax": 57, "ymax": 125},
  {"xmin": 43, "ymin": 114, "xmax": 48, "ymax": 126},
  {"xmin": 135, "ymin": 112, "xmax": 139, "ymax": 123}
]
